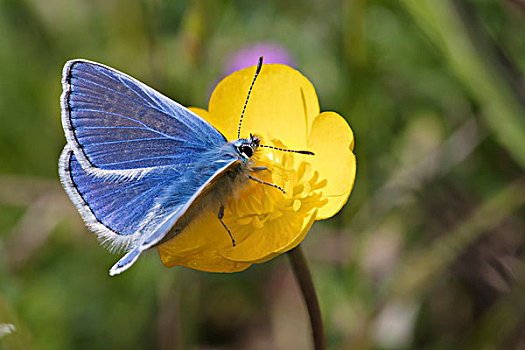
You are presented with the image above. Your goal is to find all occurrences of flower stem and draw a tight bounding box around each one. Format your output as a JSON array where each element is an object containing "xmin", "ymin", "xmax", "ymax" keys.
[{"xmin": 287, "ymin": 245, "xmax": 326, "ymax": 350}]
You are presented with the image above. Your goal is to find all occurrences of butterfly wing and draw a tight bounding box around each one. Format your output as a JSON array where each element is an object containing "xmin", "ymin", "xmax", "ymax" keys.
[
  {"xmin": 60, "ymin": 143, "xmax": 241, "ymax": 275},
  {"xmin": 59, "ymin": 60, "xmax": 239, "ymax": 275},
  {"xmin": 61, "ymin": 59, "xmax": 226, "ymax": 176}
]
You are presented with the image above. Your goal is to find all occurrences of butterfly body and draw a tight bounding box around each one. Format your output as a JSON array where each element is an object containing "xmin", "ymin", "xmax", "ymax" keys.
[
  {"xmin": 152, "ymin": 139, "xmax": 260, "ymax": 245},
  {"xmin": 59, "ymin": 59, "xmax": 262, "ymax": 275}
]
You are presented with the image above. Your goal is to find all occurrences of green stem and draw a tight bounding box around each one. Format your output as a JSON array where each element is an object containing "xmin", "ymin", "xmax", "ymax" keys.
[{"xmin": 287, "ymin": 245, "xmax": 326, "ymax": 350}]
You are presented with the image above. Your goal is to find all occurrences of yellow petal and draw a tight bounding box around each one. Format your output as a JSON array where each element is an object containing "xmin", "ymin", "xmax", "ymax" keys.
[
  {"xmin": 188, "ymin": 107, "xmax": 209, "ymax": 119},
  {"xmin": 206, "ymin": 64, "xmax": 320, "ymax": 149},
  {"xmin": 307, "ymin": 112, "xmax": 356, "ymax": 219},
  {"xmin": 158, "ymin": 209, "xmax": 252, "ymax": 273},
  {"xmin": 219, "ymin": 209, "xmax": 317, "ymax": 263}
]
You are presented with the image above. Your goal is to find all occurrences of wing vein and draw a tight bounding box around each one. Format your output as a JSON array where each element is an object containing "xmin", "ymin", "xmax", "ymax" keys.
[{"xmin": 71, "ymin": 108, "xmax": 174, "ymax": 139}]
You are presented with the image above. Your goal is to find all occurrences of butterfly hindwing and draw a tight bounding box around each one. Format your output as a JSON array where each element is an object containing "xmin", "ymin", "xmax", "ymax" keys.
[
  {"xmin": 59, "ymin": 146, "xmax": 173, "ymax": 248},
  {"xmin": 59, "ymin": 142, "xmax": 241, "ymax": 275}
]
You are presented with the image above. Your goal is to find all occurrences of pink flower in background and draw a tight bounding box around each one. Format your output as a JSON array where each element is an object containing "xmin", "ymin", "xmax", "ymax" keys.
[{"xmin": 224, "ymin": 42, "xmax": 295, "ymax": 74}]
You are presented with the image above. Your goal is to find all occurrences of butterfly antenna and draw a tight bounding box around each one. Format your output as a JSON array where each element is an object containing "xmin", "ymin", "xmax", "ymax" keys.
[
  {"xmin": 238, "ymin": 56, "xmax": 264, "ymax": 139},
  {"xmin": 259, "ymin": 144, "xmax": 314, "ymax": 155}
]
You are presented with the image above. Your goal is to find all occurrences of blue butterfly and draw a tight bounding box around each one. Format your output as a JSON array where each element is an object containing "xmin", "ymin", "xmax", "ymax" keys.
[{"xmin": 59, "ymin": 57, "xmax": 312, "ymax": 276}]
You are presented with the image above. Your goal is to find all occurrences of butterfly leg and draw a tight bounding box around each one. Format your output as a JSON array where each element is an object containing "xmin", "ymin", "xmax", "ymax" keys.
[
  {"xmin": 248, "ymin": 175, "xmax": 286, "ymax": 194},
  {"xmin": 218, "ymin": 204, "xmax": 236, "ymax": 247},
  {"xmin": 252, "ymin": 166, "xmax": 269, "ymax": 172}
]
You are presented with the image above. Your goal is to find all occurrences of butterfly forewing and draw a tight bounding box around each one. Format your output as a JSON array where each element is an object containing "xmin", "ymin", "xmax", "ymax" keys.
[{"xmin": 62, "ymin": 60, "xmax": 226, "ymax": 172}]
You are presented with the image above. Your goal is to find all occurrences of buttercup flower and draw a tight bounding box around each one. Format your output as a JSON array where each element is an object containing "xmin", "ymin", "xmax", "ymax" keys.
[{"xmin": 158, "ymin": 63, "xmax": 356, "ymax": 272}]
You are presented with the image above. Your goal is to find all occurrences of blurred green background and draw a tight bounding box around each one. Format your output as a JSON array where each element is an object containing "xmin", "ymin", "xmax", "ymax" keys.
[{"xmin": 1, "ymin": 0, "xmax": 525, "ymax": 349}]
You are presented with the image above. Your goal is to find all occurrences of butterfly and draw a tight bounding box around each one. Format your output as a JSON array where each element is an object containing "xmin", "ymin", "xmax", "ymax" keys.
[{"xmin": 59, "ymin": 57, "xmax": 313, "ymax": 276}]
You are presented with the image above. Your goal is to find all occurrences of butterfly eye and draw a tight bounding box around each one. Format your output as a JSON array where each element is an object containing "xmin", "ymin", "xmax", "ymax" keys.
[{"xmin": 239, "ymin": 145, "xmax": 253, "ymax": 158}]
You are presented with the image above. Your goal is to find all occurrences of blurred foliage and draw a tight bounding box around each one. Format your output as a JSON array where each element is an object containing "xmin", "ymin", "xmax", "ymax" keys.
[{"xmin": 1, "ymin": 0, "xmax": 525, "ymax": 349}]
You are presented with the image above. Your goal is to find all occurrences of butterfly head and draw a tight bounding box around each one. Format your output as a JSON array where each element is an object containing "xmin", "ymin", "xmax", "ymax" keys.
[{"xmin": 233, "ymin": 133, "xmax": 260, "ymax": 160}]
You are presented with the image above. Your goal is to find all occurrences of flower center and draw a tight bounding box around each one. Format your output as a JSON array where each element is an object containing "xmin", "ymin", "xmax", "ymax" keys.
[{"xmin": 224, "ymin": 139, "xmax": 328, "ymax": 236}]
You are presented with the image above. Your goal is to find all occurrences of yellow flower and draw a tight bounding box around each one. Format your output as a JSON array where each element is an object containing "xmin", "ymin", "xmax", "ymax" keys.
[{"xmin": 158, "ymin": 63, "xmax": 356, "ymax": 272}]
